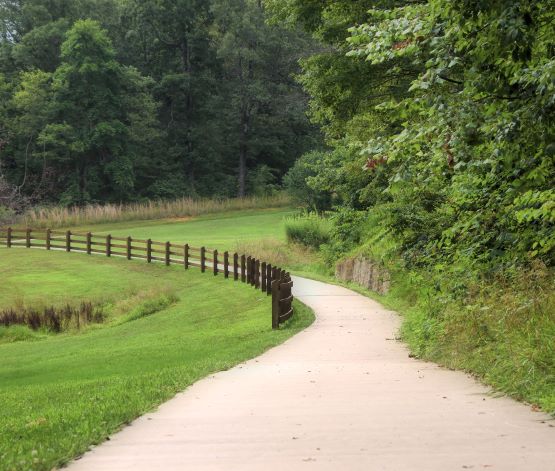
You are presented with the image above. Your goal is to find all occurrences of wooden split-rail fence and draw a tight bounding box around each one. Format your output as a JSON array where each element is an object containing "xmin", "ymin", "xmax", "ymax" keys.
[{"xmin": 0, "ymin": 227, "xmax": 294, "ymax": 329}]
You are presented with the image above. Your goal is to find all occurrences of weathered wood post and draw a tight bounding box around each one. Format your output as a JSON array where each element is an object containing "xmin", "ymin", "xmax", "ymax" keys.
[
  {"xmin": 86, "ymin": 232, "xmax": 92, "ymax": 255},
  {"xmin": 106, "ymin": 234, "xmax": 112, "ymax": 257},
  {"xmin": 213, "ymin": 249, "xmax": 218, "ymax": 275},
  {"xmin": 46, "ymin": 229, "xmax": 52, "ymax": 251},
  {"xmin": 66, "ymin": 231, "xmax": 71, "ymax": 252},
  {"xmin": 255, "ymin": 260, "xmax": 260, "ymax": 289},
  {"xmin": 261, "ymin": 262, "xmax": 267, "ymax": 292},
  {"xmin": 201, "ymin": 247, "xmax": 206, "ymax": 272},
  {"xmin": 233, "ymin": 253, "xmax": 239, "ymax": 280},
  {"xmin": 266, "ymin": 264, "xmax": 272, "ymax": 295},
  {"xmin": 241, "ymin": 255, "xmax": 246, "ymax": 282},
  {"xmin": 127, "ymin": 237, "xmax": 132, "ymax": 260},
  {"xmin": 271, "ymin": 278, "xmax": 280, "ymax": 330},
  {"xmin": 26, "ymin": 228, "xmax": 31, "ymax": 248},
  {"xmin": 147, "ymin": 239, "xmax": 152, "ymax": 263},
  {"xmin": 6, "ymin": 227, "xmax": 12, "ymax": 248},
  {"xmin": 165, "ymin": 241, "xmax": 171, "ymax": 266},
  {"xmin": 184, "ymin": 244, "xmax": 189, "ymax": 269},
  {"xmin": 224, "ymin": 251, "xmax": 229, "ymax": 278},
  {"xmin": 251, "ymin": 258, "xmax": 256, "ymax": 287},
  {"xmin": 246, "ymin": 256, "xmax": 252, "ymax": 283}
]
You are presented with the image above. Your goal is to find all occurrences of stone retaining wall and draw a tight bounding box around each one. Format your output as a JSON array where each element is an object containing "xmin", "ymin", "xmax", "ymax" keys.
[{"xmin": 335, "ymin": 256, "xmax": 390, "ymax": 295}]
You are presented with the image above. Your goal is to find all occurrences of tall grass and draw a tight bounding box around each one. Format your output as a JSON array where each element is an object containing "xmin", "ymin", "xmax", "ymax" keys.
[
  {"xmin": 18, "ymin": 194, "xmax": 291, "ymax": 228},
  {"xmin": 284, "ymin": 215, "xmax": 332, "ymax": 249}
]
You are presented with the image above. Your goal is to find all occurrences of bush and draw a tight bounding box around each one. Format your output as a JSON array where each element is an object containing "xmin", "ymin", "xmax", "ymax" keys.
[
  {"xmin": 284, "ymin": 151, "xmax": 333, "ymax": 213},
  {"xmin": 285, "ymin": 215, "xmax": 332, "ymax": 249}
]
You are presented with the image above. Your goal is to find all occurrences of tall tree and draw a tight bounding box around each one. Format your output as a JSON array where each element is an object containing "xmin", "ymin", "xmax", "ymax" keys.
[
  {"xmin": 214, "ymin": 0, "xmax": 317, "ymax": 196},
  {"xmin": 24, "ymin": 19, "xmax": 158, "ymax": 204}
]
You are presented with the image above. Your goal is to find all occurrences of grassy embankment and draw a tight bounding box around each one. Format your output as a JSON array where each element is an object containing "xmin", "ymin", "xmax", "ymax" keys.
[
  {"xmin": 281, "ymin": 214, "xmax": 555, "ymax": 415},
  {"xmin": 0, "ymin": 207, "xmax": 315, "ymax": 470}
]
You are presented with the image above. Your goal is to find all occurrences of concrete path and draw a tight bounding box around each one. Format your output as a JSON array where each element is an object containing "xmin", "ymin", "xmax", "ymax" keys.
[{"xmin": 68, "ymin": 276, "xmax": 555, "ymax": 471}]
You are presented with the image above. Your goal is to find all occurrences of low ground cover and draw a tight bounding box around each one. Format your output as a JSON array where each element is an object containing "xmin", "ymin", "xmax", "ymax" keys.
[{"xmin": 0, "ymin": 247, "xmax": 314, "ymax": 470}]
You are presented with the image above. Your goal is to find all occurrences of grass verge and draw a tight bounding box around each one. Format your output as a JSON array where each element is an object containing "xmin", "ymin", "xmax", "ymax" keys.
[{"xmin": 0, "ymin": 248, "xmax": 315, "ymax": 470}]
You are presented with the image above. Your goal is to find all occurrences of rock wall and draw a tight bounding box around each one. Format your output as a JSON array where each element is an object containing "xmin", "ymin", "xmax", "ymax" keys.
[{"xmin": 335, "ymin": 256, "xmax": 390, "ymax": 295}]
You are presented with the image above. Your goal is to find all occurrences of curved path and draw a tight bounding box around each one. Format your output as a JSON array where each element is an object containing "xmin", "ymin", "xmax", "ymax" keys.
[{"xmin": 68, "ymin": 276, "xmax": 555, "ymax": 471}]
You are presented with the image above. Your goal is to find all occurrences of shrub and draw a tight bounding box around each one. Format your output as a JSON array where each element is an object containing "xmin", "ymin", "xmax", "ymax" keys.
[
  {"xmin": 285, "ymin": 215, "xmax": 332, "ymax": 249},
  {"xmin": 284, "ymin": 151, "xmax": 333, "ymax": 213}
]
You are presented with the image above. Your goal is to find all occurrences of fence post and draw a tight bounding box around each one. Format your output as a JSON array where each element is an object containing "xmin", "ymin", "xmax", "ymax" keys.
[
  {"xmin": 86, "ymin": 232, "xmax": 92, "ymax": 255},
  {"xmin": 224, "ymin": 251, "xmax": 229, "ymax": 278},
  {"xmin": 261, "ymin": 262, "xmax": 267, "ymax": 292},
  {"xmin": 201, "ymin": 247, "xmax": 206, "ymax": 273},
  {"xmin": 165, "ymin": 241, "xmax": 171, "ymax": 266},
  {"xmin": 213, "ymin": 249, "xmax": 218, "ymax": 276},
  {"xmin": 147, "ymin": 239, "xmax": 152, "ymax": 263},
  {"xmin": 233, "ymin": 253, "xmax": 239, "ymax": 280},
  {"xmin": 26, "ymin": 228, "xmax": 31, "ymax": 248},
  {"xmin": 66, "ymin": 231, "xmax": 71, "ymax": 252},
  {"xmin": 271, "ymin": 279, "xmax": 280, "ymax": 330},
  {"xmin": 246, "ymin": 256, "xmax": 251, "ymax": 283},
  {"xmin": 46, "ymin": 229, "xmax": 51, "ymax": 251},
  {"xmin": 6, "ymin": 227, "xmax": 11, "ymax": 248},
  {"xmin": 266, "ymin": 264, "xmax": 272, "ymax": 295},
  {"xmin": 255, "ymin": 260, "xmax": 260, "ymax": 289},
  {"xmin": 106, "ymin": 234, "xmax": 112, "ymax": 257},
  {"xmin": 126, "ymin": 237, "xmax": 132, "ymax": 260},
  {"xmin": 184, "ymin": 244, "xmax": 189, "ymax": 269},
  {"xmin": 241, "ymin": 255, "xmax": 246, "ymax": 283}
]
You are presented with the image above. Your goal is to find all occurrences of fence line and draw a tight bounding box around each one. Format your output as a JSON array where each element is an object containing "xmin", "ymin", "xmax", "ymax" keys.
[{"xmin": 0, "ymin": 227, "xmax": 294, "ymax": 329}]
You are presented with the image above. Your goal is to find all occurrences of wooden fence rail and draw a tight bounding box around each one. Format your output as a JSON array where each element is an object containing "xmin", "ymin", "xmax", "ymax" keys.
[{"xmin": 0, "ymin": 227, "xmax": 294, "ymax": 329}]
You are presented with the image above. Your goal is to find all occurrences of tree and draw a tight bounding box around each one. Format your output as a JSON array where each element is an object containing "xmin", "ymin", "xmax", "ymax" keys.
[
  {"xmin": 214, "ymin": 0, "xmax": 317, "ymax": 196},
  {"xmin": 34, "ymin": 19, "xmax": 158, "ymax": 204}
]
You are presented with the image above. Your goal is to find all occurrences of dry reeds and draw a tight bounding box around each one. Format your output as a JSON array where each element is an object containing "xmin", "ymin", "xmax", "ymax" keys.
[
  {"xmin": 18, "ymin": 194, "xmax": 291, "ymax": 229},
  {"xmin": 0, "ymin": 302, "xmax": 105, "ymax": 332}
]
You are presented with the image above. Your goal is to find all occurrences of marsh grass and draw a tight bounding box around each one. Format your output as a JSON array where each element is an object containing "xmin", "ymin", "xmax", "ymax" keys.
[
  {"xmin": 20, "ymin": 194, "xmax": 291, "ymax": 228},
  {"xmin": 0, "ymin": 302, "xmax": 106, "ymax": 333}
]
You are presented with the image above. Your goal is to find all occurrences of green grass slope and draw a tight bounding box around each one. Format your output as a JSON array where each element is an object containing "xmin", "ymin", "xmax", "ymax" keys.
[
  {"xmin": 0, "ymin": 248, "xmax": 314, "ymax": 470},
  {"xmin": 70, "ymin": 208, "xmax": 295, "ymax": 251}
]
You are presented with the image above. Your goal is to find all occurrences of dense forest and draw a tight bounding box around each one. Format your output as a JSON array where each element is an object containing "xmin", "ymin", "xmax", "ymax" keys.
[{"xmin": 0, "ymin": 0, "xmax": 320, "ymax": 208}]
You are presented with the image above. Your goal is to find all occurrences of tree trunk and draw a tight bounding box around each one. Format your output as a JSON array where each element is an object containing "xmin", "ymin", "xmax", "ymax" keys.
[{"xmin": 238, "ymin": 109, "xmax": 249, "ymax": 197}]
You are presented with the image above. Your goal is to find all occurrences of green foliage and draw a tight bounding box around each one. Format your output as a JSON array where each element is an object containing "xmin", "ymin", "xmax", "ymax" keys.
[
  {"xmin": 284, "ymin": 215, "xmax": 332, "ymax": 249},
  {"xmin": 273, "ymin": 0, "xmax": 555, "ymax": 269},
  {"xmin": 284, "ymin": 151, "xmax": 333, "ymax": 212}
]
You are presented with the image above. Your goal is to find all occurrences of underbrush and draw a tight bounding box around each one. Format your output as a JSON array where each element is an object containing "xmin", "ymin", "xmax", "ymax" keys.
[
  {"xmin": 19, "ymin": 194, "xmax": 290, "ymax": 228},
  {"xmin": 375, "ymin": 261, "xmax": 555, "ymax": 414},
  {"xmin": 235, "ymin": 238, "xmax": 331, "ymax": 276}
]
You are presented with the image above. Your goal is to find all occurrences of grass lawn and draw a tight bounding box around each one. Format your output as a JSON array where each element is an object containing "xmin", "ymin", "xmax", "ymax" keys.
[
  {"xmin": 0, "ymin": 248, "xmax": 314, "ymax": 470},
  {"xmin": 69, "ymin": 208, "xmax": 295, "ymax": 251}
]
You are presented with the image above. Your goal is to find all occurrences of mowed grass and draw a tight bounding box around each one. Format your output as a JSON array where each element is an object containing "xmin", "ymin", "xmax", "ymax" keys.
[
  {"xmin": 0, "ymin": 249, "xmax": 178, "ymax": 310},
  {"xmin": 0, "ymin": 248, "xmax": 314, "ymax": 470},
  {"xmin": 69, "ymin": 208, "xmax": 295, "ymax": 251}
]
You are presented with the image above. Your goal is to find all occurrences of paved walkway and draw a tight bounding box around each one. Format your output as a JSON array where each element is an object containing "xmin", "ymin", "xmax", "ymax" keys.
[{"xmin": 68, "ymin": 276, "xmax": 555, "ymax": 471}]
